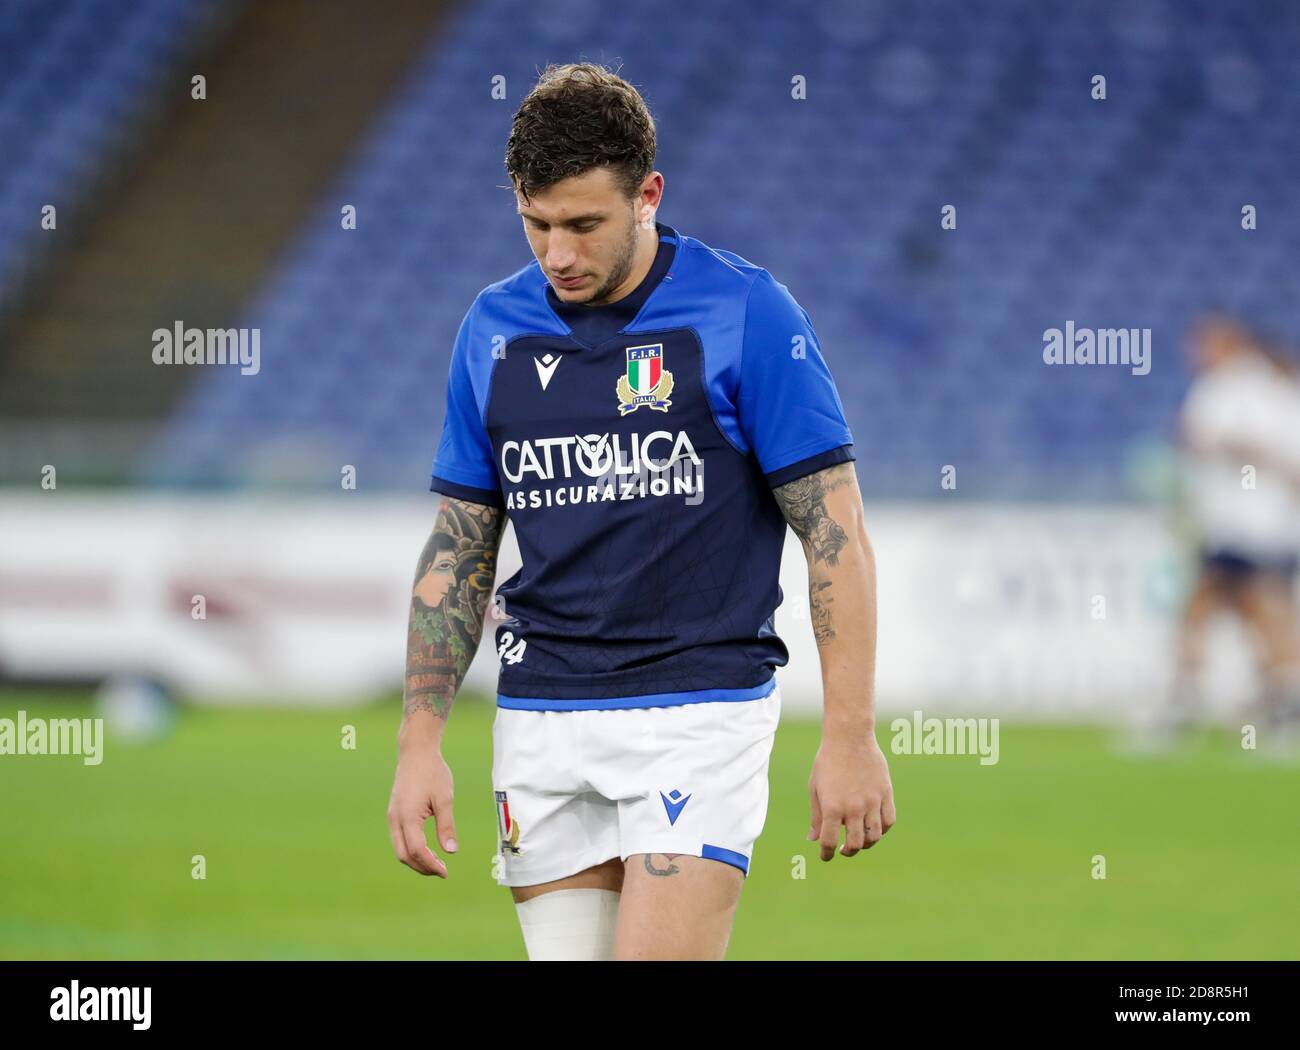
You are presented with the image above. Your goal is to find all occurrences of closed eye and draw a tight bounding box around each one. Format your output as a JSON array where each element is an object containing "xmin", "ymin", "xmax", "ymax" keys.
[{"xmin": 524, "ymin": 217, "xmax": 601, "ymax": 234}]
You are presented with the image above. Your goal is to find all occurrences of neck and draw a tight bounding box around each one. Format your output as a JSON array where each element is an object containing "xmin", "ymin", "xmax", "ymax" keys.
[{"xmin": 591, "ymin": 222, "xmax": 660, "ymax": 306}]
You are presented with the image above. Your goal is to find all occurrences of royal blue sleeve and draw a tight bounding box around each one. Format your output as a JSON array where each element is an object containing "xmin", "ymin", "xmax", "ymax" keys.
[
  {"xmin": 738, "ymin": 271, "xmax": 856, "ymax": 487},
  {"xmin": 428, "ymin": 300, "xmax": 505, "ymax": 508}
]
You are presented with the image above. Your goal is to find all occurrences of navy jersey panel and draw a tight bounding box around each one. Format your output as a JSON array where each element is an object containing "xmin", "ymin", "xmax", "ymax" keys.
[{"xmin": 428, "ymin": 224, "xmax": 856, "ymax": 708}]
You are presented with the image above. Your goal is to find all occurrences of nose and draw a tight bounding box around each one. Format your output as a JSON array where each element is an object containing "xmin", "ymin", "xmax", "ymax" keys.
[{"xmin": 544, "ymin": 230, "xmax": 579, "ymax": 274}]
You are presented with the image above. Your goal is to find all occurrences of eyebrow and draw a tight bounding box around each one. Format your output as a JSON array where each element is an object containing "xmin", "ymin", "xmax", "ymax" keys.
[{"xmin": 518, "ymin": 210, "xmax": 605, "ymax": 227}]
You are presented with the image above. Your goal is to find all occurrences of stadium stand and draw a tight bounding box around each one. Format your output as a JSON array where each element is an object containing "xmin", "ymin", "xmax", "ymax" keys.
[
  {"xmin": 0, "ymin": 0, "xmax": 224, "ymax": 315},
  {"xmin": 64, "ymin": 0, "xmax": 1299, "ymax": 497}
]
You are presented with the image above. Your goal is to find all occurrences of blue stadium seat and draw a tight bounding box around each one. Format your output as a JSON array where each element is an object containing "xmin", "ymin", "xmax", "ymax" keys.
[{"xmin": 138, "ymin": 0, "xmax": 1300, "ymax": 498}]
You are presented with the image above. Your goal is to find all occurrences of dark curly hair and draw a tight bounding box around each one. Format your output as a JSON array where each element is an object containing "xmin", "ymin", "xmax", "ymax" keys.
[{"xmin": 505, "ymin": 63, "xmax": 656, "ymax": 205}]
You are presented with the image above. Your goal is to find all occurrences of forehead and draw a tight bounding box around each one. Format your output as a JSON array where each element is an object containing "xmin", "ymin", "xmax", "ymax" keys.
[{"xmin": 515, "ymin": 166, "xmax": 624, "ymax": 219}]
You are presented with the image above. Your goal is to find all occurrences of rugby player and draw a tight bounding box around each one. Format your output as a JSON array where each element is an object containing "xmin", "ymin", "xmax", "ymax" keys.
[{"xmin": 388, "ymin": 62, "xmax": 894, "ymax": 960}]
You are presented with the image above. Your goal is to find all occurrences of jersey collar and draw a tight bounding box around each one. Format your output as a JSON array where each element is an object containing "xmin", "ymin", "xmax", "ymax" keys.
[{"xmin": 543, "ymin": 222, "xmax": 678, "ymax": 347}]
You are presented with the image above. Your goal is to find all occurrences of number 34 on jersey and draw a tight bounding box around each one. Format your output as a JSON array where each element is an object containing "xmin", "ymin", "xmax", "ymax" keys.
[{"xmin": 497, "ymin": 631, "xmax": 527, "ymax": 666}]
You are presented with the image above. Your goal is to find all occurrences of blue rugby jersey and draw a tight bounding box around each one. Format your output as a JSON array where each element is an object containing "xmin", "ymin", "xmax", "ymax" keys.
[{"xmin": 428, "ymin": 222, "xmax": 855, "ymax": 711}]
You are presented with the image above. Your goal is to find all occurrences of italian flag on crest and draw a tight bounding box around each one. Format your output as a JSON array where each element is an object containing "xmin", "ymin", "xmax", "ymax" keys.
[
  {"xmin": 628, "ymin": 346, "xmax": 662, "ymax": 394},
  {"xmin": 617, "ymin": 343, "xmax": 674, "ymax": 414}
]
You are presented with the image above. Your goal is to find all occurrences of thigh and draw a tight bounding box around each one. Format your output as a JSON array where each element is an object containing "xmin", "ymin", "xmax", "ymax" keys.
[
  {"xmin": 493, "ymin": 707, "xmax": 622, "ymax": 890},
  {"xmin": 607, "ymin": 686, "xmax": 782, "ymax": 876},
  {"xmin": 604, "ymin": 686, "xmax": 783, "ymax": 959},
  {"xmin": 510, "ymin": 855, "xmax": 625, "ymax": 904},
  {"xmin": 1236, "ymin": 575, "xmax": 1300, "ymax": 665},
  {"xmin": 614, "ymin": 852, "xmax": 744, "ymax": 959},
  {"xmin": 1182, "ymin": 570, "xmax": 1225, "ymax": 630}
]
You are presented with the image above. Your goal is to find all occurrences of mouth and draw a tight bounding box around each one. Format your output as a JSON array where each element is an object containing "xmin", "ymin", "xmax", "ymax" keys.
[{"xmin": 552, "ymin": 274, "xmax": 588, "ymax": 289}]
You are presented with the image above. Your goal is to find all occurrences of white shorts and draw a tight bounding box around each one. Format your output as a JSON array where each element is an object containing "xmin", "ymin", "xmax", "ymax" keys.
[{"xmin": 491, "ymin": 682, "xmax": 782, "ymax": 887}]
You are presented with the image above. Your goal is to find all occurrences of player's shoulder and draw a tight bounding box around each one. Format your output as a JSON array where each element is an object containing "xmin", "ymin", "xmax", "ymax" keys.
[
  {"xmin": 461, "ymin": 257, "xmax": 563, "ymax": 337},
  {"xmin": 675, "ymin": 230, "xmax": 803, "ymax": 314},
  {"xmin": 468, "ymin": 258, "xmax": 545, "ymax": 314},
  {"xmin": 478, "ymin": 256, "xmax": 545, "ymax": 300},
  {"xmin": 675, "ymin": 230, "xmax": 765, "ymax": 288}
]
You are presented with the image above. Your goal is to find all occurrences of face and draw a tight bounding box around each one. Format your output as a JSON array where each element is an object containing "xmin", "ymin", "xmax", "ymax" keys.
[
  {"xmin": 1190, "ymin": 316, "xmax": 1250, "ymax": 372},
  {"xmin": 413, "ymin": 550, "xmax": 458, "ymax": 609},
  {"xmin": 516, "ymin": 166, "xmax": 658, "ymax": 306}
]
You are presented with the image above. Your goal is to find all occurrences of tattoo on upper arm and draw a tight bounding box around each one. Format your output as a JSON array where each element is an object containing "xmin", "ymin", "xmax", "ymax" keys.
[
  {"xmin": 772, "ymin": 464, "xmax": 853, "ymax": 566},
  {"xmin": 403, "ymin": 498, "xmax": 504, "ymax": 723}
]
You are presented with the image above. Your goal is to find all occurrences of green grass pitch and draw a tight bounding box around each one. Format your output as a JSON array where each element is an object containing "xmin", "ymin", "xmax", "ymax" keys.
[{"xmin": 0, "ymin": 690, "xmax": 1295, "ymax": 959}]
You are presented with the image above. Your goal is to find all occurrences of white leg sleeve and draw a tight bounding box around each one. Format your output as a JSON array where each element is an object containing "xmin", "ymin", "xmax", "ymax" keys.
[{"xmin": 514, "ymin": 888, "xmax": 620, "ymax": 961}]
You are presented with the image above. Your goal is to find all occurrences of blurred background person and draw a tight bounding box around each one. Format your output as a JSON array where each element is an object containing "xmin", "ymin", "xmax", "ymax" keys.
[{"xmin": 1163, "ymin": 316, "xmax": 1300, "ymax": 746}]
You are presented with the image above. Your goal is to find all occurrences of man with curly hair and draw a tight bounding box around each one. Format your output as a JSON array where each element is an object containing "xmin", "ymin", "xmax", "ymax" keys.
[{"xmin": 387, "ymin": 62, "xmax": 893, "ymax": 960}]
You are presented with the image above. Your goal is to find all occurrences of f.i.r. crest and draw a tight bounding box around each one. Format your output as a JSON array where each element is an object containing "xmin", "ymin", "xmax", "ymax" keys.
[{"xmin": 617, "ymin": 343, "xmax": 674, "ymax": 415}]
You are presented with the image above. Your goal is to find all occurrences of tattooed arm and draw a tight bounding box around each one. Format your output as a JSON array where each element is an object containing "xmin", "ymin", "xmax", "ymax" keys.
[
  {"xmin": 402, "ymin": 496, "xmax": 505, "ymax": 730},
  {"xmin": 771, "ymin": 462, "xmax": 895, "ymax": 862},
  {"xmin": 771, "ymin": 461, "xmax": 874, "ymax": 673},
  {"xmin": 389, "ymin": 495, "xmax": 505, "ymax": 879}
]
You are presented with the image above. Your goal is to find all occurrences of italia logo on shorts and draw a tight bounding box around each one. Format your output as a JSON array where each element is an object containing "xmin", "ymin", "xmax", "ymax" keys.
[
  {"xmin": 495, "ymin": 789, "xmax": 522, "ymax": 854},
  {"xmin": 616, "ymin": 343, "xmax": 674, "ymax": 415}
]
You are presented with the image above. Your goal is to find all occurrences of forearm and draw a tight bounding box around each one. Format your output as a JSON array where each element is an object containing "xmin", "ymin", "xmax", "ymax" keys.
[
  {"xmin": 400, "ymin": 497, "xmax": 504, "ymax": 746},
  {"xmin": 809, "ymin": 526, "xmax": 877, "ymax": 734},
  {"xmin": 401, "ymin": 605, "xmax": 479, "ymax": 746},
  {"xmin": 772, "ymin": 461, "xmax": 878, "ymax": 735}
]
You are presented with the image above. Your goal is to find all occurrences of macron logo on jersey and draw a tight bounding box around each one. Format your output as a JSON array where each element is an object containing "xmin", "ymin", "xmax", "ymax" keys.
[
  {"xmin": 533, "ymin": 352, "xmax": 562, "ymax": 390},
  {"xmin": 660, "ymin": 789, "xmax": 691, "ymax": 825}
]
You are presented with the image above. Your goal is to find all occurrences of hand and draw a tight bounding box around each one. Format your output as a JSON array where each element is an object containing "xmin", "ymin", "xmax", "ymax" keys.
[
  {"xmin": 387, "ymin": 744, "xmax": 457, "ymax": 878},
  {"xmin": 808, "ymin": 730, "xmax": 896, "ymax": 861}
]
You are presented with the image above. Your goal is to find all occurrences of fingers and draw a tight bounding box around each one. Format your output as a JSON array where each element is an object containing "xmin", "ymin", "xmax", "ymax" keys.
[
  {"xmin": 386, "ymin": 800, "xmax": 448, "ymax": 877},
  {"xmin": 818, "ymin": 811, "xmax": 841, "ymax": 862},
  {"xmin": 859, "ymin": 798, "xmax": 883, "ymax": 851},
  {"xmin": 841, "ymin": 806, "xmax": 867, "ymax": 856},
  {"xmin": 431, "ymin": 793, "xmax": 459, "ymax": 858},
  {"xmin": 811, "ymin": 796, "xmax": 897, "ymax": 861},
  {"xmin": 807, "ymin": 785, "xmax": 823, "ymax": 844},
  {"xmin": 387, "ymin": 817, "xmax": 408, "ymax": 869},
  {"xmin": 401, "ymin": 817, "xmax": 448, "ymax": 877}
]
